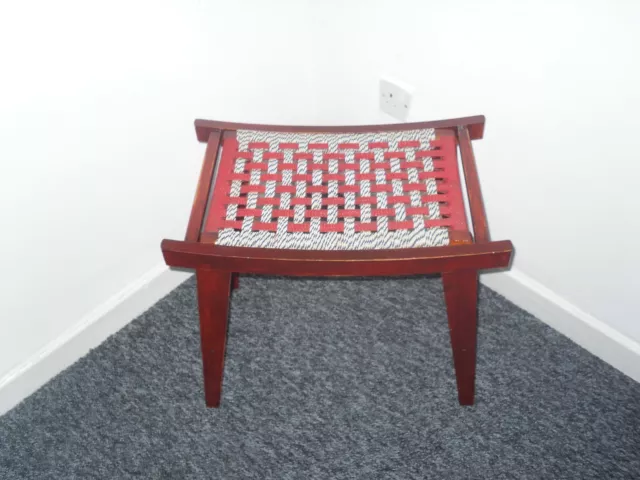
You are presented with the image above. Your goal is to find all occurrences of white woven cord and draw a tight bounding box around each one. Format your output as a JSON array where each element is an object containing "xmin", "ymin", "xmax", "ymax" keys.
[{"xmin": 216, "ymin": 129, "xmax": 450, "ymax": 250}]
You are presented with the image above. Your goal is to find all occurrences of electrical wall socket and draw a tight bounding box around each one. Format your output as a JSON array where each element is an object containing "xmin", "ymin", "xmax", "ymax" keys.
[{"xmin": 379, "ymin": 77, "xmax": 413, "ymax": 121}]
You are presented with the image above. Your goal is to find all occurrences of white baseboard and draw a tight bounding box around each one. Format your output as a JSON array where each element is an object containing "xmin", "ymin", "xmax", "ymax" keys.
[
  {"xmin": 481, "ymin": 269, "xmax": 640, "ymax": 383},
  {"xmin": 0, "ymin": 265, "xmax": 192, "ymax": 416},
  {"xmin": 2, "ymin": 264, "xmax": 637, "ymax": 416}
]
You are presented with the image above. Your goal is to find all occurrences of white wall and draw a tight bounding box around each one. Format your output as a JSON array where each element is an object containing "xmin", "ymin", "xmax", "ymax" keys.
[
  {"xmin": 310, "ymin": 0, "xmax": 640, "ymax": 342},
  {"xmin": 0, "ymin": 0, "xmax": 318, "ymax": 382},
  {"xmin": 1, "ymin": 0, "xmax": 639, "ymax": 411}
]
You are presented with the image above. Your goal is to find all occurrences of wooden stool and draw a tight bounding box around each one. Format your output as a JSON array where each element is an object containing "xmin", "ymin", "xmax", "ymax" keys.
[{"xmin": 161, "ymin": 116, "xmax": 513, "ymax": 407}]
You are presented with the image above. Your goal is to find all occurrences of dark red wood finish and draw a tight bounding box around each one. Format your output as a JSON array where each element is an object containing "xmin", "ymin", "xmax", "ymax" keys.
[
  {"xmin": 457, "ymin": 126, "xmax": 490, "ymax": 243},
  {"xmin": 442, "ymin": 269, "xmax": 478, "ymax": 405},
  {"xmin": 162, "ymin": 115, "xmax": 512, "ymax": 408},
  {"xmin": 195, "ymin": 268, "xmax": 231, "ymax": 407},
  {"xmin": 185, "ymin": 132, "xmax": 221, "ymax": 242},
  {"xmin": 162, "ymin": 239, "xmax": 512, "ymax": 276}
]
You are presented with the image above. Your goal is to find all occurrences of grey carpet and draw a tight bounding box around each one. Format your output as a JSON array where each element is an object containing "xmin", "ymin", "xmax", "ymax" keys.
[{"xmin": 0, "ymin": 276, "xmax": 638, "ymax": 479}]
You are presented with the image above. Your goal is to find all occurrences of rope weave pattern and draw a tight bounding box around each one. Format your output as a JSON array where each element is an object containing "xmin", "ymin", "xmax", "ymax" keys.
[{"xmin": 205, "ymin": 128, "xmax": 467, "ymax": 250}]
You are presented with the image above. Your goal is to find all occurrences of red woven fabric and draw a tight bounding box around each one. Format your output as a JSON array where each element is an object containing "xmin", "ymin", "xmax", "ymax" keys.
[{"xmin": 205, "ymin": 131, "xmax": 468, "ymax": 246}]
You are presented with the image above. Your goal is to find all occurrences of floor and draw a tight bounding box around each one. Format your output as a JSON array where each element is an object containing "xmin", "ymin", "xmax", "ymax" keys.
[{"xmin": 0, "ymin": 275, "xmax": 638, "ymax": 479}]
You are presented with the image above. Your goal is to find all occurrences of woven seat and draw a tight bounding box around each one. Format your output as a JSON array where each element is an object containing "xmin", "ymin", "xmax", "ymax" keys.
[
  {"xmin": 204, "ymin": 128, "xmax": 467, "ymax": 250},
  {"xmin": 161, "ymin": 116, "xmax": 513, "ymax": 408}
]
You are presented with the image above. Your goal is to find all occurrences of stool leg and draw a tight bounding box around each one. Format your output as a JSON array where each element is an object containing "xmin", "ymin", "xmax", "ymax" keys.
[
  {"xmin": 195, "ymin": 268, "xmax": 232, "ymax": 407},
  {"xmin": 442, "ymin": 270, "xmax": 478, "ymax": 406},
  {"xmin": 231, "ymin": 273, "xmax": 240, "ymax": 291}
]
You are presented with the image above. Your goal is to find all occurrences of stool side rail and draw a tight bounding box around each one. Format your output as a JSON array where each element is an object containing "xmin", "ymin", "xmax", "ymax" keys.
[
  {"xmin": 194, "ymin": 116, "xmax": 486, "ymax": 143},
  {"xmin": 161, "ymin": 239, "xmax": 513, "ymax": 276}
]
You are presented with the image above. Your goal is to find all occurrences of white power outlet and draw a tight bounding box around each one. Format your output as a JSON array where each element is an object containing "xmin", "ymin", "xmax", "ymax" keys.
[{"xmin": 379, "ymin": 77, "xmax": 413, "ymax": 121}]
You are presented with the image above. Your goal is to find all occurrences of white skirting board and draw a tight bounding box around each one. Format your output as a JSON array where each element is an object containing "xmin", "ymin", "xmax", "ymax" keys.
[
  {"xmin": 0, "ymin": 265, "xmax": 192, "ymax": 416},
  {"xmin": 481, "ymin": 269, "xmax": 640, "ymax": 384},
  {"xmin": 1, "ymin": 266, "xmax": 638, "ymax": 416}
]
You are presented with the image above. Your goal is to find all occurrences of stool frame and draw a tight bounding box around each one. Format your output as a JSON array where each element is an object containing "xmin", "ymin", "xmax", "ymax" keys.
[{"xmin": 161, "ymin": 115, "xmax": 513, "ymax": 407}]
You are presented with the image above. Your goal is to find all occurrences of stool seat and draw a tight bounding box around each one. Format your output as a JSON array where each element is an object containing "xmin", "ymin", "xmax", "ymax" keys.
[
  {"xmin": 204, "ymin": 128, "xmax": 467, "ymax": 250},
  {"xmin": 161, "ymin": 115, "xmax": 514, "ymax": 408}
]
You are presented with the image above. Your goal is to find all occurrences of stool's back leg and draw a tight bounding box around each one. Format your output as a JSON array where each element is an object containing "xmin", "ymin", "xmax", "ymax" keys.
[
  {"xmin": 231, "ymin": 273, "xmax": 240, "ymax": 291},
  {"xmin": 195, "ymin": 268, "xmax": 232, "ymax": 407},
  {"xmin": 442, "ymin": 269, "xmax": 478, "ymax": 405}
]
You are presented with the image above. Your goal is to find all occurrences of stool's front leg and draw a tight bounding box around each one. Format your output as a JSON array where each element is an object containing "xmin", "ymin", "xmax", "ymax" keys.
[
  {"xmin": 442, "ymin": 269, "xmax": 478, "ymax": 405},
  {"xmin": 195, "ymin": 268, "xmax": 232, "ymax": 407}
]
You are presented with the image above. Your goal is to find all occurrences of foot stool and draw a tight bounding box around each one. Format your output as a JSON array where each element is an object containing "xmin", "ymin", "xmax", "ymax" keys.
[{"xmin": 161, "ymin": 116, "xmax": 513, "ymax": 407}]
